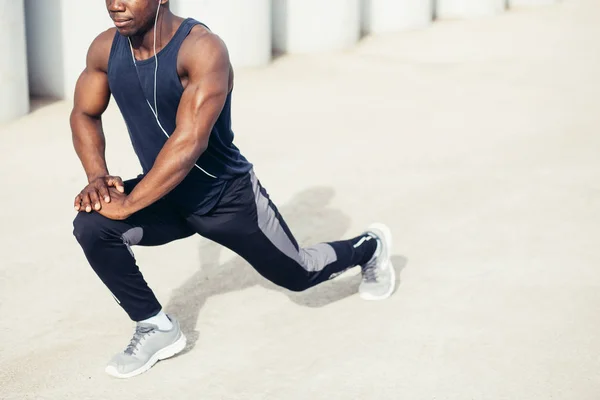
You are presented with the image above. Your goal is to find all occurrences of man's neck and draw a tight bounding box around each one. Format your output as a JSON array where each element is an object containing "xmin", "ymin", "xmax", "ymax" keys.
[{"xmin": 129, "ymin": 10, "xmax": 180, "ymax": 59}]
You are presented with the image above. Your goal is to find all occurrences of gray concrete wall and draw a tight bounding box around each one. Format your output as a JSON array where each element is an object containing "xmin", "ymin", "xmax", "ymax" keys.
[
  {"xmin": 0, "ymin": 0, "xmax": 562, "ymax": 125},
  {"xmin": 0, "ymin": 0, "xmax": 29, "ymax": 124},
  {"xmin": 61, "ymin": 0, "xmax": 112, "ymax": 100},
  {"xmin": 273, "ymin": 0, "xmax": 361, "ymax": 54},
  {"xmin": 510, "ymin": 0, "xmax": 558, "ymax": 6},
  {"xmin": 24, "ymin": 0, "xmax": 111, "ymax": 100},
  {"xmin": 362, "ymin": 0, "xmax": 434, "ymax": 34},
  {"xmin": 24, "ymin": 0, "xmax": 64, "ymax": 98},
  {"xmin": 436, "ymin": 0, "xmax": 506, "ymax": 19},
  {"xmin": 171, "ymin": 0, "xmax": 272, "ymax": 68}
]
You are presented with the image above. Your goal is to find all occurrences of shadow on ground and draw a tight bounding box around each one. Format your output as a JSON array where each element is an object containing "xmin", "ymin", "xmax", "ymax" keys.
[{"xmin": 165, "ymin": 186, "xmax": 407, "ymax": 353}]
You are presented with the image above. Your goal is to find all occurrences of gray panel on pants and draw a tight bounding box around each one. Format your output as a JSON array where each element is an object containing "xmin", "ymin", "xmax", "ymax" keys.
[
  {"xmin": 249, "ymin": 170, "xmax": 337, "ymax": 272},
  {"xmin": 122, "ymin": 227, "xmax": 144, "ymax": 258}
]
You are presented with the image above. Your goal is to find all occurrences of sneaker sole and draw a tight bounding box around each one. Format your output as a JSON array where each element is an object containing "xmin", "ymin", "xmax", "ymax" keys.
[
  {"xmin": 360, "ymin": 222, "xmax": 396, "ymax": 301},
  {"xmin": 105, "ymin": 332, "xmax": 187, "ymax": 379}
]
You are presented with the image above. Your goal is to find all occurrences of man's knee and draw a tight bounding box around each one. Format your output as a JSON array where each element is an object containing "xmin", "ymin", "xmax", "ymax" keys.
[
  {"xmin": 283, "ymin": 280, "xmax": 311, "ymax": 292},
  {"xmin": 72, "ymin": 212, "xmax": 118, "ymax": 249},
  {"xmin": 265, "ymin": 268, "xmax": 312, "ymax": 292}
]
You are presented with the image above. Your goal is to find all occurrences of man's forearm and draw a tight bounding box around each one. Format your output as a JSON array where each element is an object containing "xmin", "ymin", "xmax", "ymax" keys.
[
  {"xmin": 124, "ymin": 132, "xmax": 207, "ymax": 213},
  {"xmin": 70, "ymin": 111, "xmax": 109, "ymax": 181}
]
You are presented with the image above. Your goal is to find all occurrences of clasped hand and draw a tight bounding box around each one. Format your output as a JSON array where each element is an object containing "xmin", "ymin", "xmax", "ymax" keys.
[{"xmin": 74, "ymin": 175, "xmax": 132, "ymax": 220}]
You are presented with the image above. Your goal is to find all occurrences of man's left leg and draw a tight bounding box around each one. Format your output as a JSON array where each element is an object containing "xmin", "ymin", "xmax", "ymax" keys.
[
  {"xmin": 186, "ymin": 170, "xmax": 396, "ymax": 299},
  {"xmin": 73, "ymin": 177, "xmax": 195, "ymax": 379}
]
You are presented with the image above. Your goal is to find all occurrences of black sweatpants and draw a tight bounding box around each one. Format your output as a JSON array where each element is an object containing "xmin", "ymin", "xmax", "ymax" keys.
[{"xmin": 73, "ymin": 169, "xmax": 376, "ymax": 321}]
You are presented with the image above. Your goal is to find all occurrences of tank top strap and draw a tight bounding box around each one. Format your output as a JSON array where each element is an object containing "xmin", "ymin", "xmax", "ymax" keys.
[{"xmin": 163, "ymin": 18, "xmax": 209, "ymax": 56}]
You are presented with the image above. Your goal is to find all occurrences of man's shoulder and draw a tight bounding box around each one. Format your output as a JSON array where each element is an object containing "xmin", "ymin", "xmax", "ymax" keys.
[
  {"xmin": 179, "ymin": 23, "xmax": 230, "ymax": 66},
  {"xmin": 87, "ymin": 27, "xmax": 118, "ymax": 72}
]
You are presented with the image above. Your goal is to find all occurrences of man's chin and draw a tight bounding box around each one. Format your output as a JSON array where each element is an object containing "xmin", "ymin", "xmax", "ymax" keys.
[
  {"xmin": 113, "ymin": 21, "xmax": 138, "ymax": 37},
  {"xmin": 116, "ymin": 27, "xmax": 137, "ymax": 37}
]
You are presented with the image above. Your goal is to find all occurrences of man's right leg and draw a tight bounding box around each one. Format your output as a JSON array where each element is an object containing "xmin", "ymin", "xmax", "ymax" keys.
[
  {"xmin": 185, "ymin": 170, "xmax": 396, "ymax": 299},
  {"xmin": 72, "ymin": 177, "xmax": 195, "ymax": 378}
]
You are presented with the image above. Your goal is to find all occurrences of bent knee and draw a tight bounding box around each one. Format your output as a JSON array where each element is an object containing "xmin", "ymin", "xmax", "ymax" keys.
[
  {"xmin": 72, "ymin": 212, "xmax": 119, "ymax": 247},
  {"xmin": 245, "ymin": 252, "xmax": 316, "ymax": 292},
  {"xmin": 284, "ymin": 280, "xmax": 311, "ymax": 292},
  {"xmin": 268, "ymin": 269, "xmax": 312, "ymax": 292}
]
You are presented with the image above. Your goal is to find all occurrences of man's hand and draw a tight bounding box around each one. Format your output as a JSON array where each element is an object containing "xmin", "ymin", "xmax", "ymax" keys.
[
  {"xmin": 95, "ymin": 187, "xmax": 133, "ymax": 221},
  {"xmin": 74, "ymin": 175, "xmax": 125, "ymax": 212}
]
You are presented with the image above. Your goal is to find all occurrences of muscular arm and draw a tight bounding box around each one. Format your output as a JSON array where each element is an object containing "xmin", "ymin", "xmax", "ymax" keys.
[
  {"xmin": 70, "ymin": 29, "xmax": 113, "ymax": 182},
  {"xmin": 123, "ymin": 31, "xmax": 231, "ymax": 214}
]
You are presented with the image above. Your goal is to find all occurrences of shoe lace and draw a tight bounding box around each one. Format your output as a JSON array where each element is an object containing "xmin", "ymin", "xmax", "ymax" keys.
[
  {"xmin": 362, "ymin": 258, "xmax": 379, "ymax": 283},
  {"xmin": 124, "ymin": 325, "xmax": 155, "ymax": 356},
  {"xmin": 362, "ymin": 236, "xmax": 381, "ymax": 283}
]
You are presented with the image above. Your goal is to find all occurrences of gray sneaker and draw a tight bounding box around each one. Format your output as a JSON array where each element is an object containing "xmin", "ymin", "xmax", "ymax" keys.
[
  {"xmin": 105, "ymin": 315, "xmax": 186, "ymax": 379},
  {"xmin": 359, "ymin": 223, "xmax": 396, "ymax": 300}
]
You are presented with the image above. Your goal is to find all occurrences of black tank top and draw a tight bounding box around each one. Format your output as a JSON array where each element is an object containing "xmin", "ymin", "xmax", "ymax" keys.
[{"xmin": 107, "ymin": 18, "xmax": 253, "ymax": 214}]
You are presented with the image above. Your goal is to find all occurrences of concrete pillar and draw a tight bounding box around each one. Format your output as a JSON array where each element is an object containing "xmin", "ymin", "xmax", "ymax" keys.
[
  {"xmin": 24, "ymin": 0, "xmax": 63, "ymax": 99},
  {"xmin": 24, "ymin": 0, "xmax": 112, "ymax": 100},
  {"xmin": 273, "ymin": 0, "xmax": 361, "ymax": 54},
  {"xmin": 0, "ymin": 0, "xmax": 29, "ymax": 124},
  {"xmin": 171, "ymin": 0, "xmax": 272, "ymax": 68},
  {"xmin": 435, "ymin": 0, "xmax": 506, "ymax": 19},
  {"xmin": 509, "ymin": 0, "xmax": 558, "ymax": 6},
  {"xmin": 362, "ymin": 0, "xmax": 434, "ymax": 34}
]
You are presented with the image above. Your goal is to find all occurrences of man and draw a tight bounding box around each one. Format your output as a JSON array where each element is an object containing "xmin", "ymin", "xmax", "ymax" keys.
[{"xmin": 71, "ymin": 0, "xmax": 396, "ymax": 379}]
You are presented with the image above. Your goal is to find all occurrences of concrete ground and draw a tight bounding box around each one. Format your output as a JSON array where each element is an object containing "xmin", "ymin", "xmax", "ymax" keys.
[{"xmin": 1, "ymin": 0, "xmax": 599, "ymax": 398}]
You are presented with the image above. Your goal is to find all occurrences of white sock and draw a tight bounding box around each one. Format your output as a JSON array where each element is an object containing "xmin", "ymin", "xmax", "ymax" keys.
[{"xmin": 139, "ymin": 310, "xmax": 173, "ymax": 331}]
